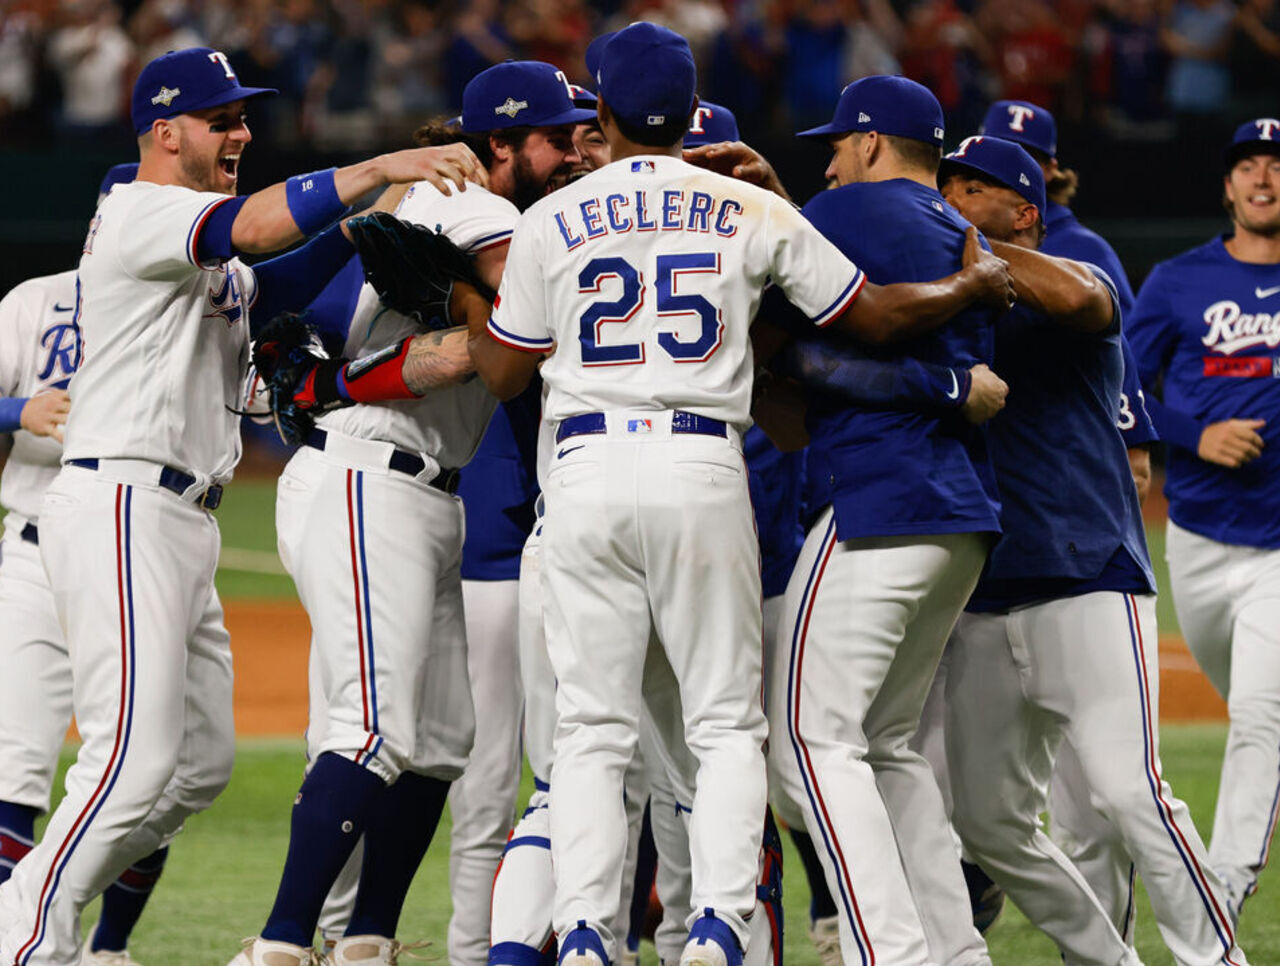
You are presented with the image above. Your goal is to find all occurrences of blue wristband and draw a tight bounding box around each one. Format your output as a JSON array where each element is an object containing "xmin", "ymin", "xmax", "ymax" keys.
[
  {"xmin": 0, "ymin": 396, "xmax": 29, "ymax": 433},
  {"xmin": 285, "ymin": 168, "xmax": 347, "ymax": 236}
]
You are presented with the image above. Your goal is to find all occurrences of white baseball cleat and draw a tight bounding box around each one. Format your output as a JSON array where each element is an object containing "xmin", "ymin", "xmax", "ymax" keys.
[
  {"xmin": 330, "ymin": 935, "xmax": 433, "ymax": 964},
  {"xmin": 807, "ymin": 915, "xmax": 844, "ymax": 966},
  {"xmin": 226, "ymin": 937, "xmax": 325, "ymax": 966},
  {"xmin": 79, "ymin": 948, "xmax": 143, "ymax": 966}
]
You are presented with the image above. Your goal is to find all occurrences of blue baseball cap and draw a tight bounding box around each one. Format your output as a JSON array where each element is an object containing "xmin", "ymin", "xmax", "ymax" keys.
[
  {"xmin": 461, "ymin": 61, "xmax": 596, "ymax": 133},
  {"xmin": 685, "ymin": 101, "xmax": 739, "ymax": 147},
  {"xmin": 98, "ymin": 162, "xmax": 139, "ymax": 199},
  {"xmin": 585, "ymin": 31, "xmax": 616, "ymax": 79},
  {"xmin": 1225, "ymin": 117, "xmax": 1280, "ymax": 168},
  {"xmin": 567, "ymin": 83, "xmax": 597, "ymax": 110},
  {"xmin": 980, "ymin": 100, "xmax": 1056, "ymax": 159},
  {"xmin": 131, "ymin": 47, "xmax": 275, "ymax": 135},
  {"xmin": 596, "ymin": 23, "xmax": 697, "ymax": 133},
  {"xmin": 940, "ymin": 135, "xmax": 1046, "ymax": 216},
  {"xmin": 797, "ymin": 75, "xmax": 944, "ymax": 146}
]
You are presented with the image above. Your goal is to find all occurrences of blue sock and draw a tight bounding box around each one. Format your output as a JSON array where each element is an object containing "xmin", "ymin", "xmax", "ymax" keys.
[
  {"xmin": 262, "ymin": 752, "xmax": 386, "ymax": 947},
  {"xmin": 91, "ymin": 846, "xmax": 169, "ymax": 951},
  {"xmin": 346, "ymin": 771, "xmax": 450, "ymax": 937},
  {"xmin": 0, "ymin": 801, "xmax": 37, "ymax": 885}
]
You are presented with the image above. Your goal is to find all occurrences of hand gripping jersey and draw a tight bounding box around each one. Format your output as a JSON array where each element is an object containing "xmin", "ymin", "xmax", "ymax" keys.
[
  {"xmin": 0, "ymin": 271, "xmax": 79, "ymax": 521},
  {"xmin": 1127, "ymin": 236, "xmax": 1280, "ymax": 547},
  {"xmin": 67, "ymin": 182, "xmax": 255, "ymax": 483},
  {"xmin": 800, "ymin": 179, "xmax": 1001, "ymax": 539},
  {"xmin": 488, "ymin": 155, "xmax": 864, "ymax": 426}
]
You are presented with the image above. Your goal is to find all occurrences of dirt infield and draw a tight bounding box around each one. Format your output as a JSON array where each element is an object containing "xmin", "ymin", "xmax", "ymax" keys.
[{"xmin": 224, "ymin": 600, "xmax": 1226, "ymax": 737}]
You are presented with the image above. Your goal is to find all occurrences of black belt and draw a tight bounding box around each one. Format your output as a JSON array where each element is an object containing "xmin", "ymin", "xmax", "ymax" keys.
[
  {"xmin": 555, "ymin": 410, "xmax": 728, "ymax": 444},
  {"xmin": 305, "ymin": 429, "xmax": 459, "ymax": 494},
  {"xmin": 68, "ymin": 458, "xmax": 223, "ymax": 510},
  {"xmin": 20, "ymin": 523, "xmax": 38, "ymax": 545}
]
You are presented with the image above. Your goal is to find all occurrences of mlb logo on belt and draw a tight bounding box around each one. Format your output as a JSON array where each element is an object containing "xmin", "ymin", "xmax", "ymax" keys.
[{"xmin": 627, "ymin": 418, "xmax": 653, "ymax": 433}]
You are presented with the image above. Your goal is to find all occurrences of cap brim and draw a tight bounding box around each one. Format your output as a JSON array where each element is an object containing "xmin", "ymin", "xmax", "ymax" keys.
[
  {"xmin": 1225, "ymin": 140, "xmax": 1280, "ymax": 168},
  {"xmin": 184, "ymin": 85, "xmax": 278, "ymax": 115},
  {"xmin": 796, "ymin": 121, "xmax": 846, "ymax": 139},
  {"xmin": 535, "ymin": 106, "xmax": 599, "ymax": 127}
]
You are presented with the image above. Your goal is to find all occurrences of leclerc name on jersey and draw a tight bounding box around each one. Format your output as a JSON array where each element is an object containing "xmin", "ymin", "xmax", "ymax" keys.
[{"xmin": 554, "ymin": 189, "xmax": 743, "ymax": 251}]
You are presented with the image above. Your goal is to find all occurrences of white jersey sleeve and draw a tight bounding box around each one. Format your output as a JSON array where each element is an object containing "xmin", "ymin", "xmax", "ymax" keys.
[
  {"xmin": 486, "ymin": 213, "xmax": 552, "ymax": 354},
  {"xmin": 394, "ymin": 181, "xmax": 517, "ymax": 254},
  {"xmin": 762, "ymin": 195, "xmax": 865, "ymax": 328},
  {"xmin": 103, "ymin": 183, "xmax": 237, "ymax": 279}
]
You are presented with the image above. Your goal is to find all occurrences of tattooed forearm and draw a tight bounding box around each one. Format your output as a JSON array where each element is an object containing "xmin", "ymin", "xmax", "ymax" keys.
[{"xmin": 402, "ymin": 326, "xmax": 475, "ymax": 395}]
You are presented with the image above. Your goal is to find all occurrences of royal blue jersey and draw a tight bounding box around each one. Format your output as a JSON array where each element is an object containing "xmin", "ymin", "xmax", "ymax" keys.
[
  {"xmin": 1040, "ymin": 203, "xmax": 1157, "ymax": 448},
  {"xmin": 1042, "ymin": 202, "xmax": 1136, "ymax": 318},
  {"xmin": 457, "ymin": 381, "xmax": 541, "ymax": 580},
  {"xmin": 968, "ymin": 268, "xmax": 1155, "ymax": 610},
  {"xmin": 744, "ymin": 426, "xmax": 806, "ymax": 599},
  {"xmin": 1127, "ymin": 236, "xmax": 1280, "ymax": 548},
  {"xmin": 801, "ymin": 179, "xmax": 1001, "ymax": 539}
]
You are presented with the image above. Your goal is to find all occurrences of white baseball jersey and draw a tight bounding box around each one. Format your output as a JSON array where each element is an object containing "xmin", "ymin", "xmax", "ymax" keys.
[
  {"xmin": 317, "ymin": 180, "xmax": 516, "ymax": 468},
  {"xmin": 487, "ymin": 155, "xmax": 864, "ymax": 430},
  {"xmin": 0, "ymin": 271, "xmax": 78, "ymax": 521},
  {"xmin": 65, "ymin": 181, "xmax": 255, "ymax": 483}
]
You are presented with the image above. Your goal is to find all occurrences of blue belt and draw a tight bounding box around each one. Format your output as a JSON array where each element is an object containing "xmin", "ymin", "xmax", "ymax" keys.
[
  {"xmin": 68, "ymin": 458, "xmax": 223, "ymax": 510},
  {"xmin": 555, "ymin": 411, "xmax": 728, "ymax": 444},
  {"xmin": 305, "ymin": 429, "xmax": 459, "ymax": 494},
  {"xmin": 20, "ymin": 523, "xmax": 38, "ymax": 545}
]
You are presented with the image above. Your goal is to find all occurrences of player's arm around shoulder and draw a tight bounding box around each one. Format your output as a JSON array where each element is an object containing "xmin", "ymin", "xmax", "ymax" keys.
[
  {"xmin": 233, "ymin": 143, "xmax": 487, "ymax": 254},
  {"xmin": 988, "ymin": 240, "xmax": 1114, "ymax": 333},
  {"xmin": 835, "ymin": 226, "xmax": 1016, "ymax": 343}
]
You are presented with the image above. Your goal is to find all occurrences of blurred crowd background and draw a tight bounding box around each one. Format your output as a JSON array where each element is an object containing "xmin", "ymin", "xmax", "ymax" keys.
[{"xmin": 0, "ymin": 0, "xmax": 1277, "ymax": 290}]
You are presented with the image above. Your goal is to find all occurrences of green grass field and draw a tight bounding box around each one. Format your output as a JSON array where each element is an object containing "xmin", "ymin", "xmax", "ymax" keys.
[
  {"xmin": 47, "ymin": 726, "xmax": 1280, "ymax": 965},
  {"xmin": 39, "ymin": 473, "xmax": 1275, "ymax": 963}
]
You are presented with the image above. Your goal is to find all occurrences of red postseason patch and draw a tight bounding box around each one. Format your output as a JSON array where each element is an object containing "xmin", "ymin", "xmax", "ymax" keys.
[{"xmin": 1203, "ymin": 356, "xmax": 1275, "ymax": 377}]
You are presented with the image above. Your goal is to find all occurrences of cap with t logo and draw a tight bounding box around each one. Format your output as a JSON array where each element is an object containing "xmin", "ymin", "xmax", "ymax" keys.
[{"xmin": 131, "ymin": 47, "xmax": 276, "ymax": 135}]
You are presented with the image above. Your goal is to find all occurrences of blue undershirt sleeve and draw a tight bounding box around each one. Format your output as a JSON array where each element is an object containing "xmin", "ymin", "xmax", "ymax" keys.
[
  {"xmin": 194, "ymin": 196, "xmax": 249, "ymax": 264},
  {"xmin": 0, "ymin": 396, "xmax": 27, "ymax": 433},
  {"xmin": 249, "ymin": 226, "xmax": 357, "ymax": 338},
  {"xmin": 780, "ymin": 337, "xmax": 969, "ymax": 411}
]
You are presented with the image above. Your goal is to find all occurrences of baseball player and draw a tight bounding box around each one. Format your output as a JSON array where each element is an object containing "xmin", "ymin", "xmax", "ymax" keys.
[
  {"xmin": 0, "ymin": 164, "xmax": 178, "ymax": 966},
  {"xmin": 467, "ymin": 26, "xmax": 1012, "ymax": 966},
  {"xmin": 936, "ymin": 134, "xmax": 1248, "ymax": 966},
  {"xmin": 0, "ymin": 45, "xmax": 485, "ymax": 966},
  {"xmin": 765, "ymin": 75, "xmax": 1008, "ymax": 966},
  {"xmin": 1126, "ymin": 118, "xmax": 1280, "ymax": 927},
  {"xmin": 956, "ymin": 98, "xmax": 1162, "ymax": 937},
  {"xmin": 231, "ymin": 61, "xmax": 594, "ymax": 966}
]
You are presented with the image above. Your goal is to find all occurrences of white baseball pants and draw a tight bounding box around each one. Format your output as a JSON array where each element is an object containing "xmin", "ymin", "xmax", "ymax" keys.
[
  {"xmin": 0, "ymin": 529, "xmax": 74, "ymax": 815},
  {"xmin": 0, "ymin": 466, "xmax": 235, "ymax": 966},
  {"xmin": 1167, "ymin": 520, "xmax": 1280, "ymax": 917},
  {"xmin": 276, "ymin": 443, "xmax": 474, "ymax": 786},
  {"xmin": 772, "ymin": 507, "xmax": 990, "ymax": 966},
  {"xmin": 543, "ymin": 422, "xmax": 768, "ymax": 956},
  {"xmin": 449, "ymin": 578, "xmax": 524, "ymax": 966},
  {"xmin": 946, "ymin": 592, "xmax": 1246, "ymax": 966}
]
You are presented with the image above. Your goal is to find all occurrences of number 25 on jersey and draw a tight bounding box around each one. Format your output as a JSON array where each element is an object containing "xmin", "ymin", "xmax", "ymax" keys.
[{"xmin": 579, "ymin": 252, "xmax": 723, "ymax": 366}]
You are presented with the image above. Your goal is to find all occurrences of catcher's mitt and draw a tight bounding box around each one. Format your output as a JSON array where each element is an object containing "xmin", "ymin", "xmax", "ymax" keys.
[
  {"xmin": 251, "ymin": 312, "xmax": 352, "ymax": 445},
  {"xmin": 346, "ymin": 212, "xmax": 496, "ymax": 330}
]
